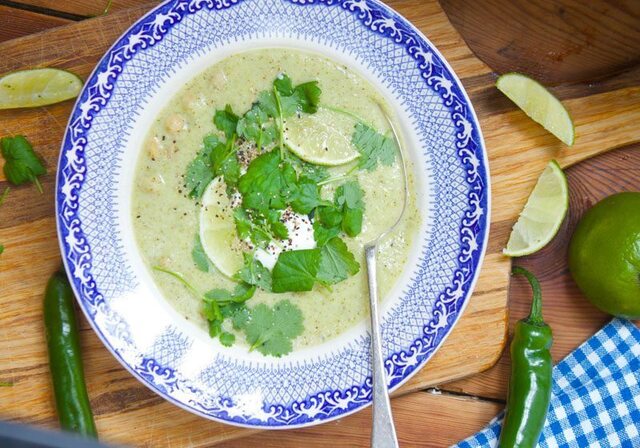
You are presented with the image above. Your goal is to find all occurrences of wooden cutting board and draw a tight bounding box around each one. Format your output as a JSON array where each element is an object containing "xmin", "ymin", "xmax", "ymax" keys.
[{"xmin": 0, "ymin": 1, "xmax": 638, "ymax": 446}]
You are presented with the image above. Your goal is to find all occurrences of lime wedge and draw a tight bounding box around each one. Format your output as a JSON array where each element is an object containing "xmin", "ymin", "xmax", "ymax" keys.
[
  {"xmin": 199, "ymin": 178, "xmax": 244, "ymax": 277},
  {"xmin": 0, "ymin": 68, "xmax": 83, "ymax": 109},
  {"xmin": 503, "ymin": 160, "xmax": 569, "ymax": 257},
  {"xmin": 496, "ymin": 73, "xmax": 575, "ymax": 146},
  {"xmin": 284, "ymin": 107, "xmax": 360, "ymax": 166}
]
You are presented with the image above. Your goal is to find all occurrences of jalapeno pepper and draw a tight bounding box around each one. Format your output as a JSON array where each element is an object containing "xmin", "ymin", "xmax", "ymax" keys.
[
  {"xmin": 499, "ymin": 266, "xmax": 553, "ymax": 448},
  {"xmin": 44, "ymin": 269, "xmax": 98, "ymax": 437}
]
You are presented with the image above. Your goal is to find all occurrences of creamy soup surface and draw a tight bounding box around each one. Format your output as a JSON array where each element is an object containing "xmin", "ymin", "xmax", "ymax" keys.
[{"xmin": 132, "ymin": 48, "xmax": 420, "ymax": 351}]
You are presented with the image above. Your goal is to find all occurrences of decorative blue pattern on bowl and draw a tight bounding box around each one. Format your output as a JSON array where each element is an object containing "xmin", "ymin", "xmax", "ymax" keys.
[{"xmin": 56, "ymin": 0, "xmax": 489, "ymax": 428}]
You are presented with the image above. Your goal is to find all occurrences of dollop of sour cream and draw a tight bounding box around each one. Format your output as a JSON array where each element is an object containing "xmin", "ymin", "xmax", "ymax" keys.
[{"xmin": 254, "ymin": 208, "xmax": 316, "ymax": 269}]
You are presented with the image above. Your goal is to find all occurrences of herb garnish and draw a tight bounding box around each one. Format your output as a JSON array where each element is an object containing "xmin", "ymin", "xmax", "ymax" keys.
[
  {"xmin": 169, "ymin": 72, "xmax": 399, "ymax": 354},
  {"xmin": 191, "ymin": 234, "xmax": 210, "ymax": 272},
  {"xmin": 234, "ymin": 300, "xmax": 304, "ymax": 357},
  {"xmin": 352, "ymin": 122, "xmax": 396, "ymax": 171},
  {"xmin": 1, "ymin": 135, "xmax": 46, "ymax": 193}
]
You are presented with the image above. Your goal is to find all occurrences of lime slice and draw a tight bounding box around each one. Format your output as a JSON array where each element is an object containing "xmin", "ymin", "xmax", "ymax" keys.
[
  {"xmin": 199, "ymin": 178, "xmax": 244, "ymax": 277},
  {"xmin": 503, "ymin": 160, "xmax": 569, "ymax": 257},
  {"xmin": 0, "ymin": 68, "xmax": 83, "ymax": 110},
  {"xmin": 284, "ymin": 107, "xmax": 360, "ymax": 166},
  {"xmin": 496, "ymin": 72, "xmax": 575, "ymax": 146}
]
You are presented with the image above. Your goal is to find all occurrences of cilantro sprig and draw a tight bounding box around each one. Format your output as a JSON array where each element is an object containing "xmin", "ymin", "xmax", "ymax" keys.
[
  {"xmin": 1, "ymin": 135, "xmax": 46, "ymax": 193},
  {"xmin": 233, "ymin": 299, "xmax": 304, "ymax": 357}
]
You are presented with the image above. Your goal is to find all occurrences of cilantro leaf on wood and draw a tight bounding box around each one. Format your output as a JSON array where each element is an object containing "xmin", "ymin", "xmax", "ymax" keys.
[
  {"xmin": 239, "ymin": 300, "xmax": 304, "ymax": 357},
  {"xmin": 235, "ymin": 253, "xmax": 272, "ymax": 292},
  {"xmin": 1, "ymin": 135, "xmax": 46, "ymax": 193},
  {"xmin": 191, "ymin": 234, "xmax": 210, "ymax": 272},
  {"xmin": 317, "ymin": 237, "xmax": 360, "ymax": 284},
  {"xmin": 214, "ymin": 104, "xmax": 239, "ymax": 140},
  {"xmin": 352, "ymin": 122, "xmax": 396, "ymax": 171},
  {"xmin": 271, "ymin": 249, "xmax": 321, "ymax": 292},
  {"xmin": 0, "ymin": 244, "xmax": 4, "ymax": 255}
]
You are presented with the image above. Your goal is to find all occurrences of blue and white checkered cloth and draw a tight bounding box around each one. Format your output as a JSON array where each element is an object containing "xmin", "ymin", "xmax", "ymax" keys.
[{"xmin": 455, "ymin": 319, "xmax": 640, "ymax": 448}]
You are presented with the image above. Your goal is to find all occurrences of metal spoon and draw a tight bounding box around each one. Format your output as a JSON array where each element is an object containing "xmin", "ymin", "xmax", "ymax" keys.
[{"xmin": 365, "ymin": 106, "xmax": 408, "ymax": 448}]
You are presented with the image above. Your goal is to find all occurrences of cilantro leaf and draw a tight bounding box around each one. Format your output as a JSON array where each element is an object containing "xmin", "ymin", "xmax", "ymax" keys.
[
  {"xmin": 342, "ymin": 207, "xmax": 363, "ymax": 237},
  {"xmin": 0, "ymin": 244, "xmax": 3, "ymax": 255},
  {"xmin": 205, "ymin": 283, "xmax": 256, "ymax": 305},
  {"xmin": 258, "ymin": 91, "xmax": 278, "ymax": 118},
  {"xmin": 219, "ymin": 155, "xmax": 240, "ymax": 187},
  {"xmin": 185, "ymin": 144, "xmax": 214, "ymax": 199},
  {"xmin": 208, "ymin": 134, "xmax": 240, "ymax": 188},
  {"xmin": 220, "ymin": 302, "xmax": 247, "ymax": 319},
  {"xmin": 235, "ymin": 253, "xmax": 272, "ymax": 292},
  {"xmin": 231, "ymin": 306, "xmax": 250, "ymax": 330},
  {"xmin": 266, "ymin": 210, "xmax": 289, "ymax": 240},
  {"xmin": 335, "ymin": 181, "xmax": 364, "ymax": 209},
  {"xmin": 352, "ymin": 123, "xmax": 396, "ymax": 171},
  {"xmin": 233, "ymin": 208, "xmax": 252, "ymax": 240},
  {"xmin": 313, "ymin": 220, "xmax": 339, "ymax": 247},
  {"xmin": 271, "ymin": 249, "xmax": 320, "ymax": 292},
  {"xmin": 1, "ymin": 136, "xmax": 46, "ymax": 193},
  {"xmin": 316, "ymin": 205, "xmax": 342, "ymax": 228},
  {"xmin": 191, "ymin": 234, "xmax": 210, "ymax": 272},
  {"xmin": 274, "ymin": 74, "xmax": 294, "ymax": 96},
  {"xmin": 317, "ymin": 237, "xmax": 360, "ymax": 284},
  {"xmin": 238, "ymin": 151, "xmax": 290, "ymax": 211},
  {"xmin": 293, "ymin": 81, "xmax": 321, "ymax": 114},
  {"xmin": 242, "ymin": 300, "xmax": 304, "ymax": 357},
  {"xmin": 237, "ymin": 104, "xmax": 276, "ymax": 148},
  {"xmin": 334, "ymin": 181, "xmax": 365, "ymax": 237},
  {"xmin": 219, "ymin": 332, "xmax": 236, "ymax": 347},
  {"xmin": 288, "ymin": 178, "xmax": 327, "ymax": 215},
  {"xmin": 214, "ymin": 104, "xmax": 239, "ymax": 140},
  {"xmin": 300, "ymin": 163, "xmax": 329, "ymax": 183}
]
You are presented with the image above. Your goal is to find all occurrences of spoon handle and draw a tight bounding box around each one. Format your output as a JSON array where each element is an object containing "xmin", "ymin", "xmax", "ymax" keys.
[{"xmin": 365, "ymin": 244, "xmax": 399, "ymax": 448}]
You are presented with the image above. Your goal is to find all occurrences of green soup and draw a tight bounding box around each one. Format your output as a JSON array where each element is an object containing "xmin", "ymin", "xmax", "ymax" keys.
[{"xmin": 132, "ymin": 48, "xmax": 420, "ymax": 352}]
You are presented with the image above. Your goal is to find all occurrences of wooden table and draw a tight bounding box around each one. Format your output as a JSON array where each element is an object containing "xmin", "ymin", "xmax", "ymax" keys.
[{"xmin": 0, "ymin": 1, "xmax": 638, "ymax": 447}]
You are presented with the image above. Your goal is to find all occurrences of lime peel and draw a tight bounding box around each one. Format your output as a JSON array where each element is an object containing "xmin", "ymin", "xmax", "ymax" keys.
[
  {"xmin": 0, "ymin": 68, "xmax": 83, "ymax": 110},
  {"xmin": 496, "ymin": 72, "xmax": 575, "ymax": 146},
  {"xmin": 283, "ymin": 107, "xmax": 360, "ymax": 166},
  {"xmin": 503, "ymin": 160, "xmax": 569, "ymax": 257},
  {"xmin": 199, "ymin": 178, "xmax": 244, "ymax": 277}
]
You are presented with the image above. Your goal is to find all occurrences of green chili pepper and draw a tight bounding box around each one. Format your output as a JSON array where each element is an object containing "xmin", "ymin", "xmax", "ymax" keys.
[
  {"xmin": 499, "ymin": 266, "xmax": 553, "ymax": 448},
  {"xmin": 44, "ymin": 269, "xmax": 98, "ymax": 438}
]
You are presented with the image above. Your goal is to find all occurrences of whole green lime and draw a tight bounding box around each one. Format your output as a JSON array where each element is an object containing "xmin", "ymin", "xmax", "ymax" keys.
[{"xmin": 569, "ymin": 192, "xmax": 640, "ymax": 318}]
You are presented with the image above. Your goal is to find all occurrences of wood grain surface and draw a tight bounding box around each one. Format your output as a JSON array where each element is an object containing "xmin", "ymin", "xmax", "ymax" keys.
[
  {"xmin": 0, "ymin": 5, "xmax": 69, "ymax": 43},
  {"xmin": 440, "ymin": 0, "xmax": 640, "ymax": 84},
  {"xmin": 0, "ymin": 1, "xmax": 639, "ymax": 447}
]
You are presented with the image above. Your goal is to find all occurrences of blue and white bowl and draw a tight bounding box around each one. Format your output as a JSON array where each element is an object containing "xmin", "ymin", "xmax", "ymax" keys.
[{"xmin": 56, "ymin": 0, "xmax": 489, "ymax": 428}]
